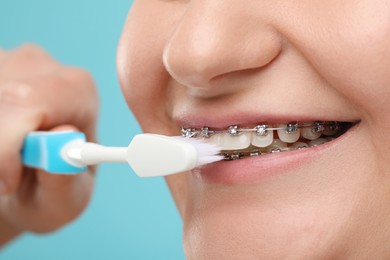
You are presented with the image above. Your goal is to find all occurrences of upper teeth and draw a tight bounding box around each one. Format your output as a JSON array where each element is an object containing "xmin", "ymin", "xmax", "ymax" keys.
[
  {"xmin": 277, "ymin": 123, "xmax": 300, "ymax": 143},
  {"xmin": 181, "ymin": 121, "xmax": 341, "ymax": 151},
  {"xmin": 300, "ymin": 121, "xmax": 322, "ymax": 140},
  {"xmin": 211, "ymin": 132, "xmax": 252, "ymax": 150},
  {"xmin": 252, "ymin": 128, "xmax": 273, "ymax": 147}
]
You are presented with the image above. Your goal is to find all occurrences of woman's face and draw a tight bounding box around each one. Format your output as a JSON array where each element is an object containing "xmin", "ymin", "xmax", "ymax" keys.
[{"xmin": 118, "ymin": 1, "xmax": 390, "ymax": 258}]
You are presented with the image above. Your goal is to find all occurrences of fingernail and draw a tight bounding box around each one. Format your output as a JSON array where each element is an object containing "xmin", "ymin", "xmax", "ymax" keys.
[{"xmin": 0, "ymin": 180, "xmax": 8, "ymax": 195}]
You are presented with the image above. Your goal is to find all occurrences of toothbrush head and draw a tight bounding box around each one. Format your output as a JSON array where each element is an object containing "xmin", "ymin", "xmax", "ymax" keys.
[{"xmin": 126, "ymin": 134, "xmax": 222, "ymax": 178}]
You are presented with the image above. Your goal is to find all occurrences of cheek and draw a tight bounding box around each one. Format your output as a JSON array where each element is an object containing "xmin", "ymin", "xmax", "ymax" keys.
[
  {"xmin": 288, "ymin": 1, "xmax": 390, "ymax": 125},
  {"xmin": 117, "ymin": 1, "xmax": 186, "ymax": 132},
  {"xmin": 292, "ymin": 1, "xmax": 390, "ymax": 168}
]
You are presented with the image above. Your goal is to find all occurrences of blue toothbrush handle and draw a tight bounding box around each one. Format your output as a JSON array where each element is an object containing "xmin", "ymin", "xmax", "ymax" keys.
[{"xmin": 21, "ymin": 131, "xmax": 87, "ymax": 174}]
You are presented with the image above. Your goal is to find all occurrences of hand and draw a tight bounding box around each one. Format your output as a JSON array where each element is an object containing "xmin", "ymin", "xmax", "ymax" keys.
[{"xmin": 0, "ymin": 45, "xmax": 98, "ymax": 246}]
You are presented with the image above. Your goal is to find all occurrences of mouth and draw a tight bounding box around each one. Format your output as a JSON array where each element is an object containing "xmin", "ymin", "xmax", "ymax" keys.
[
  {"xmin": 180, "ymin": 120, "xmax": 360, "ymax": 184},
  {"xmin": 182, "ymin": 121, "xmax": 356, "ymax": 159}
]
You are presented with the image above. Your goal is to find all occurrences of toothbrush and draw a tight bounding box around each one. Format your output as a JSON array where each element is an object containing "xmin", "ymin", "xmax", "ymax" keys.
[{"xmin": 21, "ymin": 131, "xmax": 222, "ymax": 177}]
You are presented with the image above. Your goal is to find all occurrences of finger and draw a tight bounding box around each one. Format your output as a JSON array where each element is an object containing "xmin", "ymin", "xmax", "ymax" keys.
[
  {"xmin": 0, "ymin": 46, "xmax": 98, "ymax": 138},
  {"xmin": 36, "ymin": 167, "xmax": 94, "ymax": 207},
  {"xmin": 0, "ymin": 45, "xmax": 59, "ymax": 79},
  {"xmin": 31, "ymin": 124, "xmax": 95, "ymax": 198},
  {"xmin": 34, "ymin": 126, "xmax": 95, "ymax": 229},
  {"xmin": 1, "ymin": 69, "xmax": 98, "ymax": 140},
  {"xmin": 37, "ymin": 67, "xmax": 98, "ymax": 139},
  {"xmin": 0, "ymin": 48, "xmax": 6, "ymax": 60},
  {"xmin": 29, "ymin": 169, "xmax": 94, "ymax": 232},
  {"xmin": 0, "ymin": 71, "xmax": 97, "ymax": 193},
  {"xmin": 0, "ymin": 49, "xmax": 7, "ymax": 68},
  {"xmin": 0, "ymin": 96, "xmax": 43, "ymax": 195}
]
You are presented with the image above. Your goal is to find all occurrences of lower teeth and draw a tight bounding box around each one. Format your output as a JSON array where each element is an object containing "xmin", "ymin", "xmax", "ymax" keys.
[{"xmin": 221, "ymin": 138, "xmax": 332, "ymax": 160}]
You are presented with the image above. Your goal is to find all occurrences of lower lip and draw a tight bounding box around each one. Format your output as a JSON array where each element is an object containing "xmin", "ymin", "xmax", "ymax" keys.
[{"xmin": 192, "ymin": 125, "xmax": 359, "ymax": 185}]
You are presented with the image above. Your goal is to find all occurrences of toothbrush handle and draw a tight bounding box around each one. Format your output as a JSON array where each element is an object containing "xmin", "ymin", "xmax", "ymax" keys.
[
  {"xmin": 77, "ymin": 143, "xmax": 127, "ymax": 164},
  {"xmin": 22, "ymin": 131, "xmax": 87, "ymax": 174}
]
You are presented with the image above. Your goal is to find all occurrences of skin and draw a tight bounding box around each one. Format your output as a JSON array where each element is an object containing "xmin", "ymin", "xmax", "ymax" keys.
[
  {"xmin": 0, "ymin": 45, "xmax": 98, "ymax": 246},
  {"xmin": 118, "ymin": 0, "xmax": 390, "ymax": 259}
]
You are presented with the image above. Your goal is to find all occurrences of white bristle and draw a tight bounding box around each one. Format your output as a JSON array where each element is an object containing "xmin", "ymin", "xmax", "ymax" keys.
[
  {"xmin": 175, "ymin": 137, "xmax": 223, "ymax": 166},
  {"xmin": 128, "ymin": 134, "xmax": 224, "ymax": 178}
]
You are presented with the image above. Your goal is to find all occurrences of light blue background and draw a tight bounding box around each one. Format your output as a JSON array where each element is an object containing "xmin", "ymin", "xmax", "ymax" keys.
[{"xmin": 0, "ymin": 1, "xmax": 184, "ymax": 259}]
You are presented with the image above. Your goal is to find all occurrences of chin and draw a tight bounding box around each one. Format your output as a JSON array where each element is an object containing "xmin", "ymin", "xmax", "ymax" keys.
[{"xmin": 177, "ymin": 123, "xmax": 388, "ymax": 259}]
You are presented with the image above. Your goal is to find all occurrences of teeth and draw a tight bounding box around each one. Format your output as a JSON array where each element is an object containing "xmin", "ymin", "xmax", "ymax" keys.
[
  {"xmin": 312, "ymin": 122, "xmax": 325, "ymax": 133},
  {"xmin": 255, "ymin": 124, "xmax": 268, "ymax": 136},
  {"xmin": 218, "ymin": 132, "xmax": 252, "ymax": 150},
  {"xmin": 182, "ymin": 128, "xmax": 197, "ymax": 138},
  {"xmin": 203, "ymin": 133, "xmax": 220, "ymax": 144},
  {"xmin": 266, "ymin": 139, "xmax": 288, "ymax": 153},
  {"xmin": 290, "ymin": 141, "xmax": 309, "ymax": 150},
  {"xmin": 228, "ymin": 125, "xmax": 240, "ymax": 136},
  {"xmin": 301, "ymin": 122, "xmax": 322, "ymax": 140},
  {"xmin": 250, "ymin": 149, "xmax": 262, "ymax": 157},
  {"xmin": 185, "ymin": 120, "xmax": 347, "ymax": 158},
  {"xmin": 277, "ymin": 124, "xmax": 300, "ymax": 143},
  {"xmin": 230, "ymin": 152, "xmax": 244, "ymax": 160},
  {"xmin": 251, "ymin": 128, "xmax": 274, "ymax": 147},
  {"xmin": 309, "ymin": 138, "xmax": 328, "ymax": 147},
  {"xmin": 322, "ymin": 123, "xmax": 339, "ymax": 136},
  {"xmin": 200, "ymin": 127, "xmax": 213, "ymax": 138}
]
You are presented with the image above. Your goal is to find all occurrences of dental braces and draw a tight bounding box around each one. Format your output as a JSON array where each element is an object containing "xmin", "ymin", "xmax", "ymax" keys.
[
  {"xmin": 221, "ymin": 149, "xmax": 286, "ymax": 161},
  {"xmin": 220, "ymin": 145, "xmax": 305, "ymax": 161},
  {"xmin": 219, "ymin": 136, "xmax": 332, "ymax": 161},
  {"xmin": 181, "ymin": 121, "xmax": 340, "ymax": 138}
]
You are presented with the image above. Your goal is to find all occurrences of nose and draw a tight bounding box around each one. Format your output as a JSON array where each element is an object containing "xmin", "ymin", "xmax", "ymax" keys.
[{"xmin": 163, "ymin": 2, "xmax": 283, "ymax": 90}]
